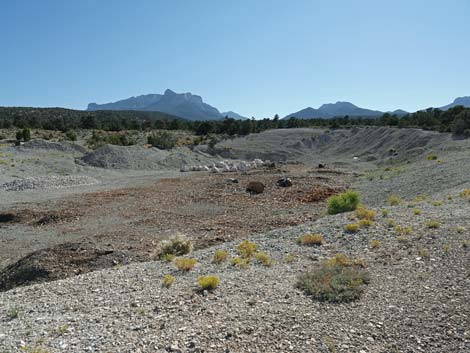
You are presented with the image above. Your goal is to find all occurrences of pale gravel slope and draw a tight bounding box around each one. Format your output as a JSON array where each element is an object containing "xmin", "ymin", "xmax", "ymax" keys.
[{"xmin": 1, "ymin": 194, "xmax": 469, "ymax": 353}]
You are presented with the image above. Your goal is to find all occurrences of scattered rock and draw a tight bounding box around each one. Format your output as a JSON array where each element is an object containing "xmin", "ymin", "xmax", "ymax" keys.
[
  {"xmin": 246, "ymin": 181, "xmax": 265, "ymax": 194},
  {"xmin": 277, "ymin": 177, "xmax": 293, "ymax": 187}
]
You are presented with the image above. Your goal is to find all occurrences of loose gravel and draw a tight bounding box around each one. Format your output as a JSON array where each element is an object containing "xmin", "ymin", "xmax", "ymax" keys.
[
  {"xmin": 0, "ymin": 175, "xmax": 98, "ymax": 192},
  {"xmin": 1, "ymin": 193, "xmax": 468, "ymax": 352}
]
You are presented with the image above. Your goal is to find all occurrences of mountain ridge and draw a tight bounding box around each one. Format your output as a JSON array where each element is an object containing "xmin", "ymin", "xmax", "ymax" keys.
[
  {"xmin": 87, "ymin": 89, "xmax": 245, "ymax": 121},
  {"xmin": 284, "ymin": 96, "xmax": 470, "ymax": 119}
]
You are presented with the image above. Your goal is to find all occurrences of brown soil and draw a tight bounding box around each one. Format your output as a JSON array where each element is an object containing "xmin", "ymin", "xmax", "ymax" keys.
[
  {"xmin": 0, "ymin": 164, "xmax": 349, "ymax": 278},
  {"xmin": 0, "ymin": 243, "xmax": 149, "ymax": 291}
]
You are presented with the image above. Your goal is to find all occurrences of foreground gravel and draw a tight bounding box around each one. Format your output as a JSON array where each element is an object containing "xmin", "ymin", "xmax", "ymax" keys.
[{"xmin": 1, "ymin": 193, "xmax": 469, "ymax": 352}]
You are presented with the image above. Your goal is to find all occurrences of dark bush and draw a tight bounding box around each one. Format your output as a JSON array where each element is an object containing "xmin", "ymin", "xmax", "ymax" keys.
[
  {"xmin": 148, "ymin": 131, "xmax": 177, "ymax": 150},
  {"xmin": 297, "ymin": 255, "xmax": 370, "ymax": 302}
]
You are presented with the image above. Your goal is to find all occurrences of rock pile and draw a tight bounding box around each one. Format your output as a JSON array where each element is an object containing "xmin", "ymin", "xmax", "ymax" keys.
[{"xmin": 181, "ymin": 159, "xmax": 266, "ymax": 173}]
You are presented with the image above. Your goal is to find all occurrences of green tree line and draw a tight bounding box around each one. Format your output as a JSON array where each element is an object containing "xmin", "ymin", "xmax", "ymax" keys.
[{"xmin": 1, "ymin": 106, "xmax": 469, "ymax": 137}]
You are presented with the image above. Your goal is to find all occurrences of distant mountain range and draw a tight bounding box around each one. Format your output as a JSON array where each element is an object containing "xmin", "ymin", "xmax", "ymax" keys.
[
  {"xmin": 88, "ymin": 89, "xmax": 245, "ymax": 121},
  {"xmin": 88, "ymin": 91, "xmax": 470, "ymax": 121},
  {"xmin": 221, "ymin": 111, "xmax": 248, "ymax": 120},
  {"xmin": 284, "ymin": 97, "xmax": 470, "ymax": 119}
]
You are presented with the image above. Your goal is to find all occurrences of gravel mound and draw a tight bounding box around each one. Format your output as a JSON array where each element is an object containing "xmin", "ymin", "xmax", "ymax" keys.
[
  {"xmin": 215, "ymin": 127, "xmax": 468, "ymax": 165},
  {"xmin": 1, "ymin": 193, "xmax": 468, "ymax": 352},
  {"xmin": 0, "ymin": 175, "xmax": 98, "ymax": 192},
  {"xmin": 0, "ymin": 243, "xmax": 149, "ymax": 292},
  {"xmin": 20, "ymin": 139, "xmax": 88, "ymax": 154},
  {"xmin": 80, "ymin": 145, "xmax": 169, "ymax": 169},
  {"xmin": 80, "ymin": 145, "xmax": 217, "ymax": 170}
]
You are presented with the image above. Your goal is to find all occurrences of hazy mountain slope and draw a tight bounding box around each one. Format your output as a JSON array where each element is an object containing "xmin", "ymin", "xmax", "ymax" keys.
[
  {"xmin": 284, "ymin": 101, "xmax": 383, "ymax": 119},
  {"xmin": 87, "ymin": 89, "xmax": 225, "ymax": 121},
  {"xmin": 142, "ymin": 89, "xmax": 222, "ymax": 120},
  {"xmin": 221, "ymin": 111, "xmax": 248, "ymax": 120},
  {"xmin": 284, "ymin": 96, "xmax": 470, "ymax": 119},
  {"xmin": 87, "ymin": 94, "xmax": 163, "ymax": 111},
  {"xmin": 439, "ymin": 96, "xmax": 470, "ymax": 110}
]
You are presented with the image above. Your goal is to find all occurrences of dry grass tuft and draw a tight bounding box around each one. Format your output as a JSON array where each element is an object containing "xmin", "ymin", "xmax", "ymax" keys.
[
  {"xmin": 162, "ymin": 274, "xmax": 176, "ymax": 288},
  {"xmin": 297, "ymin": 234, "xmax": 324, "ymax": 246},
  {"xmin": 426, "ymin": 220, "xmax": 441, "ymax": 229},
  {"xmin": 359, "ymin": 219, "xmax": 373, "ymax": 228},
  {"xmin": 212, "ymin": 249, "xmax": 229, "ymax": 264},
  {"xmin": 237, "ymin": 240, "xmax": 258, "ymax": 258},
  {"xmin": 197, "ymin": 275, "xmax": 220, "ymax": 290},
  {"xmin": 174, "ymin": 258, "xmax": 197, "ymax": 271},
  {"xmin": 370, "ymin": 239, "xmax": 381, "ymax": 249},
  {"xmin": 255, "ymin": 252, "xmax": 274, "ymax": 267},
  {"xmin": 388, "ymin": 195, "xmax": 402, "ymax": 206},
  {"xmin": 231, "ymin": 257, "xmax": 251, "ymax": 268},
  {"xmin": 355, "ymin": 206, "xmax": 376, "ymax": 220},
  {"xmin": 344, "ymin": 223, "xmax": 360, "ymax": 233}
]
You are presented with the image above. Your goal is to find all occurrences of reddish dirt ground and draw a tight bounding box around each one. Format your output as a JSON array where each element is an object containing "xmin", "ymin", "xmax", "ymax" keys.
[{"xmin": 0, "ymin": 164, "xmax": 350, "ymax": 266}]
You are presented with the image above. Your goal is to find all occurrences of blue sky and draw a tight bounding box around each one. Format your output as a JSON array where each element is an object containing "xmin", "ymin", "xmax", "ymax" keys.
[{"xmin": 1, "ymin": 0, "xmax": 469, "ymax": 118}]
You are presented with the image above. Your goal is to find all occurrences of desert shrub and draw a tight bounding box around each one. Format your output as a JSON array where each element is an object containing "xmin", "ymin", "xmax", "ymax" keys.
[
  {"xmin": 414, "ymin": 194, "xmax": 427, "ymax": 202},
  {"xmin": 174, "ymin": 258, "xmax": 197, "ymax": 271},
  {"xmin": 355, "ymin": 206, "xmax": 376, "ymax": 220},
  {"xmin": 237, "ymin": 240, "xmax": 258, "ymax": 258},
  {"xmin": 297, "ymin": 234, "xmax": 324, "ymax": 246},
  {"xmin": 463, "ymin": 240, "xmax": 469, "ymax": 249},
  {"xmin": 359, "ymin": 219, "xmax": 373, "ymax": 228},
  {"xmin": 396, "ymin": 225, "xmax": 412, "ymax": 235},
  {"xmin": 147, "ymin": 131, "xmax": 177, "ymax": 150},
  {"xmin": 197, "ymin": 275, "xmax": 220, "ymax": 290},
  {"xmin": 427, "ymin": 154, "xmax": 438, "ymax": 160},
  {"xmin": 87, "ymin": 130, "xmax": 135, "ymax": 148},
  {"xmin": 460, "ymin": 189, "xmax": 470, "ymax": 198},
  {"xmin": 388, "ymin": 195, "xmax": 402, "ymax": 206},
  {"xmin": 161, "ymin": 253, "xmax": 176, "ymax": 262},
  {"xmin": 370, "ymin": 239, "xmax": 381, "ymax": 249},
  {"xmin": 344, "ymin": 223, "xmax": 360, "ymax": 233},
  {"xmin": 297, "ymin": 255, "xmax": 369, "ymax": 303},
  {"xmin": 456, "ymin": 226, "xmax": 466, "ymax": 233},
  {"xmin": 160, "ymin": 235, "xmax": 192, "ymax": 258},
  {"xmin": 231, "ymin": 257, "xmax": 251, "ymax": 268},
  {"xmin": 21, "ymin": 128, "xmax": 31, "ymax": 142},
  {"xmin": 65, "ymin": 130, "xmax": 77, "ymax": 141},
  {"xmin": 413, "ymin": 208, "xmax": 422, "ymax": 215},
  {"xmin": 381, "ymin": 209, "xmax": 389, "ymax": 217},
  {"xmin": 55, "ymin": 324, "xmax": 69, "ymax": 336},
  {"xmin": 426, "ymin": 220, "xmax": 441, "ymax": 229},
  {"xmin": 326, "ymin": 253, "xmax": 366, "ymax": 268},
  {"xmin": 327, "ymin": 190, "xmax": 360, "ymax": 215},
  {"xmin": 19, "ymin": 345, "xmax": 50, "ymax": 353},
  {"xmin": 255, "ymin": 252, "xmax": 274, "ymax": 267},
  {"xmin": 386, "ymin": 219, "xmax": 395, "ymax": 228},
  {"xmin": 397, "ymin": 235, "xmax": 409, "ymax": 243},
  {"xmin": 6, "ymin": 307, "xmax": 19, "ymax": 319},
  {"xmin": 213, "ymin": 249, "xmax": 229, "ymax": 264},
  {"xmin": 432, "ymin": 200, "xmax": 443, "ymax": 206},
  {"xmin": 418, "ymin": 248, "xmax": 430, "ymax": 258},
  {"xmin": 162, "ymin": 274, "xmax": 176, "ymax": 288},
  {"xmin": 285, "ymin": 253, "xmax": 297, "ymax": 263},
  {"xmin": 15, "ymin": 130, "xmax": 23, "ymax": 141}
]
